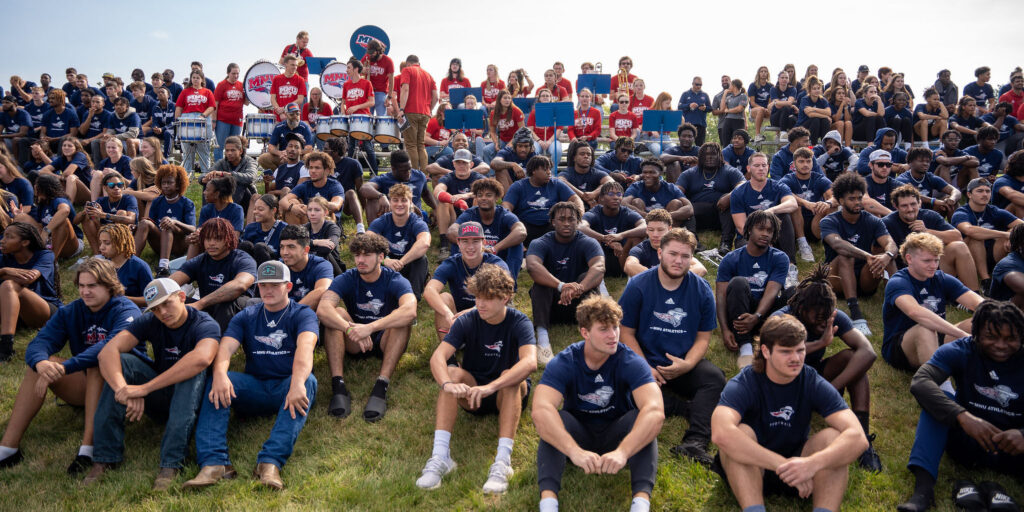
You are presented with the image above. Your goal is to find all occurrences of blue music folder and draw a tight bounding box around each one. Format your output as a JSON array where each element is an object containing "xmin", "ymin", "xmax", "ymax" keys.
[
  {"xmin": 641, "ymin": 110, "xmax": 684, "ymax": 132},
  {"xmin": 576, "ymin": 74, "xmax": 611, "ymax": 95},
  {"xmin": 448, "ymin": 87, "xmax": 483, "ymax": 107},
  {"xmin": 512, "ymin": 97, "xmax": 536, "ymax": 114},
  {"xmin": 306, "ymin": 57, "xmax": 336, "ymax": 75},
  {"xmin": 534, "ymin": 102, "xmax": 575, "ymax": 128},
  {"xmin": 444, "ymin": 109, "xmax": 486, "ymax": 131}
]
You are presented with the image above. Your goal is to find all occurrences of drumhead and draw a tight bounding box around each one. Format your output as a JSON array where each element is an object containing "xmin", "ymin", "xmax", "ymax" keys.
[
  {"xmin": 320, "ymin": 61, "xmax": 349, "ymax": 101},
  {"xmin": 243, "ymin": 61, "xmax": 281, "ymax": 110}
]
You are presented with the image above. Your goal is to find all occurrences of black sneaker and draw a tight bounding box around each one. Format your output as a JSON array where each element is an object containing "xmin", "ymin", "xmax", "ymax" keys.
[
  {"xmin": 670, "ymin": 436, "xmax": 713, "ymax": 467},
  {"xmin": 67, "ymin": 454, "xmax": 93, "ymax": 475},
  {"xmin": 0, "ymin": 450, "xmax": 23, "ymax": 469},
  {"xmin": 155, "ymin": 267, "xmax": 171, "ymax": 278},
  {"xmin": 717, "ymin": 240, "xmax": 731, "ymax": 256},
  {"xmin": 857, "ymin": 433, "xmax": 882, "ymax": 472}
]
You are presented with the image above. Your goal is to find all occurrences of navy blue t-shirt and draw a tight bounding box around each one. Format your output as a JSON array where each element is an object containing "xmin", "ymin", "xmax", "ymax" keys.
[
  {"xmin": 772, "ymin": 305, "xmax": 855, "ymax": 369},
  {"xmin": 718, "ymin": 365, "xmax": 849, "ymax": 456},
  {"xmin": 866, "ymin": 176, "xmax": 898, "ymax": 210},
  {"xmin": 780, "ymin": 172, "xmax": 832, "ymax": 217},
  {"xmin": 717, "ymin": 246, "xmax": 789, "ymax": 301},
  {"xmin": 813, "ymin": 145, "xmax": 854, "ymax": 178},
  {"xmin": 729, "ymin": 180, "xmax": 793, "ymax": 216},
  {"xmin": 722, "ymin": 146, "xmax": 755, "ymax": 173},
  {"xmin": 990, "ymin": 252, "xmax": 1024, "ymax": 301},
  {"xmin": 271, "ymin": 162, "xmax": 307, "ymax": 192},
  {"xmin": 623, "ymin": 181, "xmax": 685, "ymax": 211},
  {"xmin": 96, "ymin": 154, "xmax": 132, "ymax": 177},
  {"xmin": 882, "ymin": 209, "xmax": 954, "ymax": 248},
  {"xmin": 49, "ymin": 151, "xmax": 91, "ymax": 183},
  {"xmin": 370, "ymin": 169, "xmax": 430, "ymax": 213},
  {"xmin": 107, "ymin": 112, "xmax": 141, "ymax": 135},
  {"xmin": 24, "ymin": 102, "xmax": 49, "ymax": 128},
  {"xmin": 178, "ymin": 249, "xmax": 258, "ymax": 297},
  {"xmin": 0, "ymin": 108, "xmax": 32, "ymax": 134},
  {"xmin": 117, "ymin": 255, "xmax": 153, "ymax": 298},
  {"xmin": 595, "ymin": 152, "xmax": 644, "ymax": 175},
  {"xmin": 964, "ymin": 145, "xmax": 1006, "ymax": 178},
  {"xmin": 928, "ymin": 337, "xmax": 1024, "ymax": 431},
  {"xmin": 582, "ymin": 205, "xmax": 643, "ymax": 237},
  {"xmin": 30, "ymin": 198, "xmax": 79, "ymax": 240},
  {"xmin": 131, "ymin": 96, "xmax": 155, "ymax": 125},
  {"xmin": 526, "ymin": 231, "xmax": 603, "ymax": 283},
  {"xmin": 148, "ymin": 195, "xmax": 196, "ymax": 225},
  {"xmin": 493, "ymin": 146, "xmax": 535, "ymax": 168},
  {"xmin": 952, "ymin": 204, "xmax": 1018, "ymax": 233},
  {"xmin": 539, "ymin": 340, "xmax": 654, "ymax": 428},
  {"xmin": 663, "ymin": 144, "xmax": 700, "ymax": 160},
  {"xmin": 434, "ymin": 153, "xmax": 484, "ymax": 172},
  {"xmin": 963, "ymin": 82, "xmax": 995, "ymax": 106},
  {"xmin": 269, "ymin": 121, "xmax": 313, "ymax": 148},
  {"xmin": 771, "ymin": 146, "xmax": 823, "ymax": 180},
  {"xmin": 769, "ymin": 86, "xmax": 797, "ymax": 114},
  {"xmin": 619, "ymin": 268, "xmax": 717, "ymax": 366},
  {"xmin": 198, "ymin": 202, "xmax": 245, "ymax": 232},
  {"xmin": 895, "ymin": 171, "xmax": 950, "ymax": 199},
  {"xmin": 628, "ymin": 239, "xmax": 659, "ymax": 268},
  {"xmin": 0, "ymin": 176, "xmax": 33, "ymax": 208},
  {"xmin": 503, "ymin": 178, "xmax": 575, "ymax": 226},
  {"xmin": 291, "ymin": 178, "xmax": 345, "ymax": 203},
  {"xmin": 431, "ymin": 253, "xmax": 510, "ymax": 311},
  {"xmin": 992, "ymin": 175, "xmax": 1024, "ymax": 209},
  {"xmin": 453, "ymin": 206, "xmax": 523, "ymax": 260},
  {"xmin": 819, "ymin": 211, "xmax": 889, "ymax": 263},
  {"xmin": 369, "ymin": 213, "xmax": 429, "ymax": 259},
  {"xmin": 677, "ymin": 165, "xmax": 745, "ymax": 204},
  {"xmin": 333, "ymin": 156, "xmax": 363, "ymax": 192},
  {"xmin": 224, "ymin": 301, "xmax": 319, "ymax": 380},
  {"xmin": 797, "ymin": 96, "xmax": 829, "ymax": 125},
  {"xmin": 748, "ymin": 82, "xmax": 772, "ymax": 108},
  {"xmin": 438, "ymin": 171, "xmax": 484, "ymax": 201},
  {"xmin": 78, "ymin": 108, "xmax": 111, "ymax": 139},
  {"xmin": 39, "ymin": 108, "xmax": 79, "ymax": 138},
  {"xmin": 981, "ymin": 113, "xmax": 1020, "ymax": 142},
  {"xmin": 126, "ymin": 307, "xmax": 221, "ymax": 373},
  {"xmin": 0, "ymin": 250, "xmax": 61, "ymax": 307},
  {"xmin": 327, "ymin": 266, "xmax": 414, "ymax": 324},
  {"xmin": 882, "ymin": 269, "xmax": 969, "ymax": 362},
  {"xmin": 241, "ymin": 220, "xmax": 287, "ymax": 252},
  {"xmin": 24, "ymin": 295, "xmax": 140, "ymax": 374},
  {"xmin": 444, "ymin": 307, "xmax": 534, "ymax": 385},
  {"xmin": 562, "ymin": 167, "xmax": 609, "ymax": 194},
  {"xmin": 287, "ymin": 254, "xmax": 334, "ymax": 301}
]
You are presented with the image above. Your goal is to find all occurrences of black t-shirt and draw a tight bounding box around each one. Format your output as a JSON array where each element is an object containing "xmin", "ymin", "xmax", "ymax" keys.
[
  {"xmin": 443, "ymin": 307, "xmax": 535, "ymax": 385},
  {"xmin": 126, "ymin": 307, "xmax": 221, "ymax": 373}
]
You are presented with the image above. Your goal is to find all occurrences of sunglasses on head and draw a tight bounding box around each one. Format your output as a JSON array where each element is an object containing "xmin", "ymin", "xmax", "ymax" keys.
[{"xmin": 106, "ymin": 182, "xmax": 125, "ymax": 188}]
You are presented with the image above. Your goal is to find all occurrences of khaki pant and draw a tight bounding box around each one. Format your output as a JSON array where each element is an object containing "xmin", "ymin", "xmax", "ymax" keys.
[{"xmin": 402, "ymin": 113, "xmax": 430, "ymax": 170}]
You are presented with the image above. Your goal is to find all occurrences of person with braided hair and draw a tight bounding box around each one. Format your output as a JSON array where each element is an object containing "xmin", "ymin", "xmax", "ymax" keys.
[
  {"xmin": 0, "ymin": 222, "xmax": 61, "ymax": 361},
  {"xmin": 989, "ymin": 223, "xmax": 1024, "ymax": 308},
  {"xmin": 897, "ymin": 300, "xmax": 1024, "ymax": 512},
  {"xmin": 771, "ymin": 263, "xmax": 881, "ymax": 472},
  {"xmin": 97, "ymin": 224, "xmax": 152, "ymax": 308}
]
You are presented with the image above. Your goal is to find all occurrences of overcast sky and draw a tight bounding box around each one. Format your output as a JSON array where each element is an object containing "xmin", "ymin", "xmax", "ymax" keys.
[{"xmin": 3, "ymin": 0, "xmax": 1022, "ymax": 106}]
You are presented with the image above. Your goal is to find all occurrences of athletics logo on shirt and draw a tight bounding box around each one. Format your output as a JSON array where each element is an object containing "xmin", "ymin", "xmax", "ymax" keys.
[
  {"xmin": 747, "ymin": 271, "xmax": 768, "ymax": 287},
  {"xmin": 769, "ymin": 405, "xmax": 794, "ymax": 421},
  {"xmin": 255, "ymin": 329, "xmax": 288, "ymax": 350},
  {"xmin": 390, "ymin": 239, "xmax": 409, "ymax": 254},
  {"xmin": 358, "ymin": 298, "xmax": 385, "ymax": 315},
  {"xmin": 165, "ymin": 346, "xmax": 181, "ymax": 356},
  {"xmin": 210, "ymin": 273, "xmax": 225, "ymax": 284},
  {"xmin": 526, "ymin": 196, "xmax": 550, "ymax": 209},
  {"xmin": 483, "ymin": 340, "xmax": 503, "ymax": 353},
  {"xmin": 847, "ymin": 234, "xmax": 860, "ymax": 244},
  {"xmin": 921, "ymin": 295, "xmax": 941, "ymax": 312},
  {"xmin": 578, "ymin": 385, "xmax": 613, "ymax": 408},
  {"xmin": 84, "ymin": 325, "xmax": 109, "ymax": 346},
  {"xmin": 653, "ymin": 307, "xmax": 688, "ymax": 328},
  {"xmin": 974, "ymin": 384, "xmax": 1019, "ymax": 408}
]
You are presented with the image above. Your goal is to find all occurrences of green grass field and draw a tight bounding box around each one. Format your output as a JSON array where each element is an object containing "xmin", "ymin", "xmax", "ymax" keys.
[{"xmin": 1, "ymin": 137, "xmax": 1021, "ymax": 511}]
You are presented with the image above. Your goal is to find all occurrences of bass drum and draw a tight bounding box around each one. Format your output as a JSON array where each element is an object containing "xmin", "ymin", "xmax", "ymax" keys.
[
  {"xmin": 243, "ymin": 60, "xmax": 281, "ymax": 110},
  {"xmin": 319, "ymin": 61, "xmax": 349, "ymax": 102}
]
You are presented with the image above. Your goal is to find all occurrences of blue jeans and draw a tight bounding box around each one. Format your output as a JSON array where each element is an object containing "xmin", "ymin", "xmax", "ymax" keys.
[
  {"xmin": 635, "ymin": 133, "xmax": 673, "ymax": 157},
  {"xmin": 214, "ymin": 121, "xmax": 242, "ymax": 161},
  {"xmin": 195, "ymin": 372, "xmax": 317, "ymax": 469},
  {"xmin": 426, "ymin": 144, "xmax": 453, "ymax": 163},
  {"xmin": 93, "ymin": 353, "xmax": 206, "ymax": 468},
  {"xmin": 534, "ymin": 140, "xmax": 562, "ymax": 175},
  {"xmin": 373, "ymin": 92, "xmax": 388, "ymax": 116}
]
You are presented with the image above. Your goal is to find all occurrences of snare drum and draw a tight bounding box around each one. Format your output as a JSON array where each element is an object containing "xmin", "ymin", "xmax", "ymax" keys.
[
  {"xmin": 348, "ymin": 114, "xmax": 373, "ymax": 141},
  {"xmin": 244, "ymin": 113, "xmax": 276, "ymax": 140},
  {"xmin": 330, "ymin": 115, "xmax": 349, "ymax": 137},
  {"xmin": 176, "ymin": 117, "xmax": 209, "ymax": 143},
  {"xmin": 316, "ymin": 117, "xmax": 333, "ymax": 141},
  {"xmin": 373, "ymin": 116, "xmax": 402, "ymax": 144}
]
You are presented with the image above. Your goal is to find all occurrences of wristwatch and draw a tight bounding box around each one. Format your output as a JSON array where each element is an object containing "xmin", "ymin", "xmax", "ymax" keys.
[
  {"xmin": 754, "ymin": 312, "xmax": 762, "ymax": 319},
  {"xmin": 885, "ymin": 251, "xmax": 896, "ymax": 260}
]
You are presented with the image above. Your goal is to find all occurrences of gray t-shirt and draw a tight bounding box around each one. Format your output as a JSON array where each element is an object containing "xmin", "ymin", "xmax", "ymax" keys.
[
  {"xmin": 713, "ymin": 90, "xmax": 726, "ymax": 124},
  {"xmin": 725, "ymin": 92, "xmax": 748, "ymax": 120}
]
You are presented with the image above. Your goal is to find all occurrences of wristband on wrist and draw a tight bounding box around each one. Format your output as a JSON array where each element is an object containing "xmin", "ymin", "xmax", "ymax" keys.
[
  {"xmin": 441, "ymin": 381, "xmax": 452, "ymax": 391},
  {"xmin": 557, "ymin": 282, "xmax": 564, "ymax": 292},
  {"xmin": 345, "ymin": 326, "xmax": 354, "ymax": 336}
]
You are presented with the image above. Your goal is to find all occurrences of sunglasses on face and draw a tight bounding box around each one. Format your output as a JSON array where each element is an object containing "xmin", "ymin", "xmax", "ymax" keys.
[
  {"xmin": 106, "ymin": 182, "xmax": 125, "ymax": 188},
  {"xmin": 874, "ymin": 162, "xmax": 892, "ymax": 168},
  {"xmin": 618, "ymin": 100, "xmax": 629, "ymax": 104}
]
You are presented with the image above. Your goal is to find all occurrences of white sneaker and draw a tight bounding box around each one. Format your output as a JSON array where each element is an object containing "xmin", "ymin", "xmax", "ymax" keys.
[
  {"xmin": 415, "ymin": 456, "xmax": 456, "ymax": 490},
  {"xmin": 852, "ymin": 319, "xmax": 872, "ymax": 337},
  {"xmin": 798, "ymin": 244, "xmax": 814, "ymax": 262},
  {"xmin": 72, "ymin": 238, "xmax": 85, "ymax": 258},
  {"xmin": 482, "ymin": 460, "xmax": 513, "ymax": 494},
  {"xmin": 785, "ymin": 264, "xmax": 800, "ymax": 289},
  {"xmin": 537, "ymin": 346, "xmax": 555, "ymax": 367}
]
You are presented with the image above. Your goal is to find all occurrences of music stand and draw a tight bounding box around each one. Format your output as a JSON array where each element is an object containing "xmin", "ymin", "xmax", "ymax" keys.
[
  {"xmin": 444, "ymin": 109, "xmax": 487, "ymax": 132},
  {"xmin": 305, "ymin": 57, "xmax": 336, "ymax": 76},
  {"xmin": 512, "ymin": 97, "xmax": 536, "ymax": 115},
  {"xmin": 534, "ymin": 101, "xmax": 574, "ymax": 172},
  {"xmin": 576, "ymin": 74, "xmax": 612, "ymax": 96},
  {"xmin": 641, "ymin": 110, "xmax": 684, "ymax": 153},
  {"xmin": 448, "ymin": 87, "xmax": 483, "ymax": 108}
]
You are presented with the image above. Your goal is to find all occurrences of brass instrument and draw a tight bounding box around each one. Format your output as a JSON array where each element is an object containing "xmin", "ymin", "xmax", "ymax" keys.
[{"xmin": 617, "ymin": 66, "xmax": 630, "ymax": 99}]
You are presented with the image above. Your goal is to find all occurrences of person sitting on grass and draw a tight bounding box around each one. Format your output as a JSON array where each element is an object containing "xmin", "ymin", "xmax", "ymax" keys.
[
  {"xmin": 187, "ymin": 174, "xmax": 244, "ymax": 260},
  {"xmin": 0, "ymin": 259, "xmax": 139, "ymax": 474},
  {"xmin": 361, "ymin": 149, "xmax": 435, "ymax": 224},
  {"xmin": 239, "ymin": 195, "xmax": 287, "ymax": 266},
  {"xmin": 623, "ymin": 158, "xmax": 693, "ymax": 228},
  {"xmin": 883, "ymin": 185, "xmax": 980, "ymax": 292},
  {"xmin": 277, "ymin": 225, "xmax": 334, "ymax": 307},
  {"xmin": 897, "ymin": 300, "xmax": 1024, "ymax": 512},
  {"xmin": 779, "ymin": 147, "xmax": 833, "ymax": 262},
  {"xmin": 812, "ymin": 130, "xmax": 854, "ymax": 181},
  {"xmin": 991, "ymin": 149, "xmax": 1024, "ymax": 217},
  {"xmin": 12, "ymin": 173, "xmax": 81, "ymax": 259},
  {"xmin": 894, "ymin": 147, "xmax": 960, "ymax": 217},
  {"xmin": 135, "ymin": 164, "xmax": 196, "ymax": 277},
  {"xmin": 675, "ymin": 144, "xmax": 745, "ymax": 255},
  {"xmin": 415, "ymin": 264, "xmax": 536, "ymax": 495},
  {"xmin": 580, "ymin": 182, "xmax": 647, "ymax": 278},
  {"xmin": 963, "ymin": 126, "xmax": 1006, "ymax": 184},
  {"xmin": 368, "ymin": 183, "xmax": 431, "ymax": 300},
  {"xmin": 881, "ymin": 232, "xmax": 983, "ymax": 372},
  {"xmin": 85, "ymin": 278, "xmax": 220, "ymax": 491},
  {"xmin": 730, "ymin": 152, "xmax": 799, "ymax": 263},
  {"xmin": 448, "ymin": 178, "xmax": 527, "ymax": 280},
  {"xmin": 183, "ymin": 261, "xmax": 318, "ymax": 491},
  {"xmin": 279, "ymin": 150, "xmax": 344, "ymax": 226},
  {"xmin": 96, "ymin": 224, "xmax": 153, "ymax": 308},
  {"xmin": 170, "ymin": 218, "xmax": 258, "ymax": 332},
  {"xmin": 533, "ymin": 295, "xmax": 664, "ymax": 512},
  {"xmin": 952, "ymin": 178, "xmax": 1024, "ymax": 292},
  {"xmin": 323, "ymin": 136, "xmax": 365, "ymax": 234},
  {"xmin": 558, "ymin": 141, "xmax": 612, "ymax": 209},
  {"xmin": 717, "ymin": 210, "xmax": 794, "ymax": 370},
  {"xmin": 526, "ymin": 201, "xmax": 605, "ymax": 366},
  {"xmin": 424, "ymin": 222, "xmax": 509, "ymax": 343},
  {"xmin": 856, "ymin": 127, "xmax": 908, "ymax": 176},
  {"xmin": 930, "ymin": 129, "xmax": 979, "ymax": 187},
  {"xmin": 820, "ymin": 172, "xmax": 899, "ymax": 336},
  {"xmin": 623, "ymin": 208, "xmax": 707, "ymax": 278},
  {"xmin": 304, "ymin": 196, "xmax": 346, "ymax": 276},
  {"xmin": 80, "ymin": 170, "xmax": 138, "ymax": 256},
  {"xmin": 990, "ymin": 224, "xmax": 1024, "ymax": 308},
  {"xmin": 503, "ymin": 155, "xmax": 582, "ymax": 248},
  {"xmin": 711, "ymin": 314, "xmax": 868, "ymax": 512},
  {"xmin": 0, "ymin": 222, "xmax": 61, "ymax": 361},
  {"xmin": 771, "ymin": 263, "xmax": 881, "ymax": 472},
  {"xmin": 769, "ymin": 126, "xmax": 822, "ymax": 180},
  {"xmin": 433, "ymin": 149, "xmax": 483, "ymax": 250},
  {"xmin": 317, "ymin": 232, "xmax": 417, "ymax": 423},
  {"xmin": 618, "ymin": 227, "xmax": 723, "ymax": 467}
]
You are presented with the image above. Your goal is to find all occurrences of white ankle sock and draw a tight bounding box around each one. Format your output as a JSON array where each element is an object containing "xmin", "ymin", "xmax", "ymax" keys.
[
  {"xmin": 495, "ymin": 437, "xmax": 514, "ymax": 464},
  {"xmin": 431, "ymin": 430, "xmax": 451, "ymax": 460},
  {"xmin": 158, "ymin": 258, "xmax": 169, "ymax": 269},
  {"xmin": 536, "ymin": 328, "xmax": 550, "ymax": 348},
  {"xmin": 739, "ymin": 343, "xmax": 754, "ymax": 357},
  {"xmin": 539, "ymin": 497, "xmax": 559, "ymax": 512},
  {"xmin": 598, "ymin": 280, "xmax": 610, "ymax": 297},
  {"xmin": 78, "ymin": 445, "xmax": 93, "ymax": 457},
  {"xmin": 356, "ymin": 223, "xmax": 365, "ymax": 233},
  {"xmin": 0, "ymin": 446, "xmax": 17, "ymax": 459},
  {"xmin": 630, "ymin": 497, "xmax": 651, "ymax": 512},
  {"xmin": 797, "ymin": 237, "xmax": 808, "ymax": 246}
]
